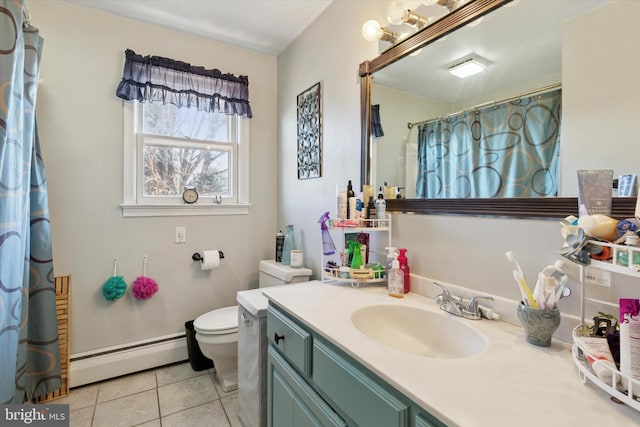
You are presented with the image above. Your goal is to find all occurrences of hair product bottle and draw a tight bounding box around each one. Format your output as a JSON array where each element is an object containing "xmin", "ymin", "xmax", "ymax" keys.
[
  {"xmin": 275, "ymin": 230, "xmax": 284, "ymax": 262},
  {"xmin": 347, "ymin": 180, "xmax": 355, "ymax": 219}
]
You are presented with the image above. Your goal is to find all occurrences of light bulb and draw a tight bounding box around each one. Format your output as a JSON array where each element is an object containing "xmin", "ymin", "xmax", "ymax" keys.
[
  {"xmin": 362, "ymin": 20, "xmax": 382, "ymax": 42},
  {"xmin": 387, "ymin": 2, "xmax": 407, "ymax": 25},
  {"xmin": 466, "ymin": 16, "xmax": 483, "ymax": 27}
]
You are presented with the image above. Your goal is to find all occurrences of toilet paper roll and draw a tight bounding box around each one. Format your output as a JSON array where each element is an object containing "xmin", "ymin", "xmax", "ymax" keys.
[{"xmin": 200, "ymin": 250, "xmax": 221, "ymax": 271}]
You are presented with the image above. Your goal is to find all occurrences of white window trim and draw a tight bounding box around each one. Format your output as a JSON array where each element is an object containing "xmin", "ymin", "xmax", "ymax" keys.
[{"xmin": 121, "ymin": 102, "xmax": 250, "ymax": 217}]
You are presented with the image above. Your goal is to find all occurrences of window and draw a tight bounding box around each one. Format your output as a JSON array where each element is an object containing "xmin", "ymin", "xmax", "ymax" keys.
[{"xmin": 122, "ymin": 101, "xmax": 249, "ymax": 217}]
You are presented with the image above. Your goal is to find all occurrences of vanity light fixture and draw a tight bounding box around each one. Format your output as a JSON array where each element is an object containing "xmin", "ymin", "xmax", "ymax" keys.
[
  {"xmin": 448, "ymin": 57, "xmax": 486, "ymax": 78},
  {"xmin": 437, "ymin": 0, "xmax": 468, "ymax": 12},
  {"xmin": 387, "ymin": 2, "xmax": 432, "ymax": 29},
  {"xmin": 362, "ymin": 19, "xmax": 398, "ymax": 42}
]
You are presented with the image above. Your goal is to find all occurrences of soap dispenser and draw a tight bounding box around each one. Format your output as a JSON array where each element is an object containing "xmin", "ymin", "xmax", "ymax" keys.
[
  {"xmin": 388, "ymin": 255, "xmax": 404, "ymax": 298},
  {"xmin": 384, "ymin": 246, "xmax": 397, "ymax": 283},
  {"xmin": 398, "ymin": 248, "xmax": 410, "ymax": 294}
]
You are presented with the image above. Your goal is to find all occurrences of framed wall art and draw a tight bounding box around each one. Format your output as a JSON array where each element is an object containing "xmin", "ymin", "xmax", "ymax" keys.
[{"xmin": 297, "ymin": 82, "xmax": 322, "ymax": 179}]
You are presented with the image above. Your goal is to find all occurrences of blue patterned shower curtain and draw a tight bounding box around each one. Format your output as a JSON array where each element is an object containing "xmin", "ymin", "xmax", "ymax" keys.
[
  {"xmin": 416, "ymin": 89, "xmax": 561, "ymax": 198},
  {"xmin": 1, "ymin": 0, "xmax": 61, "ymax": 403}
]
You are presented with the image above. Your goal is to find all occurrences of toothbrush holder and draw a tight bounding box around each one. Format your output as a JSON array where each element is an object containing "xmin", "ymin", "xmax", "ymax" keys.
[{"xmin": 516, "ymin": 302, "xmax": 561, "ymax": 347}]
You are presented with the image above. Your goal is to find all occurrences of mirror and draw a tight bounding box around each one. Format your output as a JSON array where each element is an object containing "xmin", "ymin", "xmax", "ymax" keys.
[{"xmin": 359, "ymin": 0, "xmax": 636, "ymax": 218}]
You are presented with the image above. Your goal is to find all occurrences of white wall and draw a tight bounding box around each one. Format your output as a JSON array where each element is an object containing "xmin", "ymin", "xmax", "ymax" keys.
[
  {"xmin": 561, "ymin": 0, "xmax": 640, "ymax": 196},
  {"xmin": 31, "ymin": 0, "xmax": 277, "ymax": 355},
  {"xmin": 278, "ymin": 0, "xmax": 638, "ymax": 332},
  {"xmin": 371, "ymin": 84, "xmax": 448, "ymax": 195}
]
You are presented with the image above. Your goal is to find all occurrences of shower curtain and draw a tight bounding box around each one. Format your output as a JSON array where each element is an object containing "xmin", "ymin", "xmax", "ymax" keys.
[
  {"xmin": 416, "ymin": 89, "xmax": 561, "ymax": 198},
  {"xmin": 0, "ymin": 0, "xmax": 61, "ymax": 403}
]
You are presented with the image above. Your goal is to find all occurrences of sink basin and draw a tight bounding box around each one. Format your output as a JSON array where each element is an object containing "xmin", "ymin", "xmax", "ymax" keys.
[{"xmin": 351, "ymin": 304, "xmax": 487, "ymax": 359}]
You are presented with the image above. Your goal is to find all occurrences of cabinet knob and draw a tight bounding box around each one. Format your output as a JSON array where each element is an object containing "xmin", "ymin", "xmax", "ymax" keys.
[{"xmin": 274, "ymin": 333, "xmax": 285, "ymax": 344}]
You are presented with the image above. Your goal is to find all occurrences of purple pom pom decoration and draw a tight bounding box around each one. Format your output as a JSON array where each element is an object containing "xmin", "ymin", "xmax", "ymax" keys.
[{"xmin": 132, "ymin": 276, "xmax": 158, "ymax": 300}]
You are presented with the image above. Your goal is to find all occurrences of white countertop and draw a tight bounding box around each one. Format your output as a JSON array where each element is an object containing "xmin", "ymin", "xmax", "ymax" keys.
[{"xmin": 262, "ymin": 281, "xmax": 640, "ymax": 427}]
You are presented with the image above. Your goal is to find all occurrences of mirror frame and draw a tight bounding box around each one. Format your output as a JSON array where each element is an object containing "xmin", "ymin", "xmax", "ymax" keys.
[{"xmin": 359, "ymin": 0, "xmax": 635, "ymax": 219}]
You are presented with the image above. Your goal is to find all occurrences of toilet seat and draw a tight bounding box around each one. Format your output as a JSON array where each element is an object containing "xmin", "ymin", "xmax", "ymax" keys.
[{"xmin": 194, "ymin": 306, "xmax": 238, "ymax": 335}]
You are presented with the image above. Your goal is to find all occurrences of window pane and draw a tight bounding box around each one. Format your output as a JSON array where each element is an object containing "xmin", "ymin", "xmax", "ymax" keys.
[
  {"xmin": 143, "ymin": 143, "xmax": 231, "ymax": 197},
  {"xmin": 143, "ymin": 102, "xmax": 230, "ymax": 142}
]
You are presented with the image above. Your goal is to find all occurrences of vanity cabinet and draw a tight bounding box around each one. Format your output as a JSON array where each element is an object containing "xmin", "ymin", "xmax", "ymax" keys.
[{"xmin": 267, "ymin": 304, "xmax": 446, "ymax": 427}]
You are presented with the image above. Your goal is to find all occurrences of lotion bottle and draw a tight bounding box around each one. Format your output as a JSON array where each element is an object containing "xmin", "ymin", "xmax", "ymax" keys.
[{"xmin": 388, "ymin": 255, "xmax": 404, "ymax": 298}]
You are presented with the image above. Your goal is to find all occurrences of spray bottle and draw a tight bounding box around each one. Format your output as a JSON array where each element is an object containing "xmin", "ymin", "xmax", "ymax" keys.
[
  {"xmin": 318, "ymin": 211, "xmax": 336, "ymax": 255},
  {"xmin": 398, "ymin": 248, "xmax": 410, "ymax": 294},
  {"xmin": 348, "ymin": 241, "xmax": 363, "ymax": 269}
]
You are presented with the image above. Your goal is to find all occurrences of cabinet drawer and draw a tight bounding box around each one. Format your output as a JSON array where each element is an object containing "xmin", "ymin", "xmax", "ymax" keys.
[
  {"xmin": 267, "ymin": 306, "xmax": 312, "ymax": 377},
  {"xmin": 313, "ymin": 340, "xmax": 409, "ymax": 427}
]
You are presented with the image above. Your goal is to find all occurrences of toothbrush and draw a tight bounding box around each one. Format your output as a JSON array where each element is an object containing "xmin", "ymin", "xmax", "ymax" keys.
[
  {"xmin": 513, "ymin": 270, "xmax": 538, "ymax": 308},
  {"xmin": 554, "ymin": 275, "xmax": 569, "ymax": 302},
  {"xmin": 506, "ymin": 251, "xmax": 538, "ymax": 309}
]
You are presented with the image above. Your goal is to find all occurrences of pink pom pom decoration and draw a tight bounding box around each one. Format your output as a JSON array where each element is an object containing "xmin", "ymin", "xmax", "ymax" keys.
[{"xmin": 132, "ymin": 276, "xmax": 158, "ymax": 300}]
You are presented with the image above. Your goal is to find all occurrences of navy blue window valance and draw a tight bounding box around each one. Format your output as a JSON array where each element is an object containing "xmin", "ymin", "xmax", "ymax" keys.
[{"xmin": 116, "ymin": 49, "xmax": 252, "ymax": 118}]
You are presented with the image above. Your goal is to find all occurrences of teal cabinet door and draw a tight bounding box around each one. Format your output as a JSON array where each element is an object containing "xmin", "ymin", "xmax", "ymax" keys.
[
  {"xmin": 268, "ymin": 346, "xmax": 346, "ymax": 427},
  {"xmin": 313, "ymin": 340, "xmax": 410, "ymax": 427}
]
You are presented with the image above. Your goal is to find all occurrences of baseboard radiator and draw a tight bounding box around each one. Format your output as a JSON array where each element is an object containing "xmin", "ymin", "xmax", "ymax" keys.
[{"xmin": 69, "ymin": 333, "xmax": 188, "ymax": 387}]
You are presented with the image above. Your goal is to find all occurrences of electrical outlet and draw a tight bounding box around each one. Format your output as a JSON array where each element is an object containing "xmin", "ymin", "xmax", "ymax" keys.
[
  {"xmin": 585, "ymin": 267, "xmax": 611, "ymax": 287},
  {"xmin": 175, "ymin": 226, "xmax": 186, "ymax": 243}
]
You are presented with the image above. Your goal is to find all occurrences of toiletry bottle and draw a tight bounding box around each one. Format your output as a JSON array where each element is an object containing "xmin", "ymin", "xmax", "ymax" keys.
[
  {"xmin": 348, "ymin": 241, "xmax": 363, "ymax": 269},
  {"xmin": 281, "ymin": 225, "xmax": 296, "ymax": 265},
  {"xmin": 337, "ymin": 190, "xmax": 347, "ymax": 219},
  {"xmin": 275, "ymin": 230, "xmax": 284, "ymax": 262},
  {"xmin": 318, "ymin": 211, "xmax": 336, "ymax": 255},
  {"xmin": 375, "ymin": 187, "xmax": 386, "ymax": 222},
  {"xmin": 388, "ymin": 255, "xmax": 404, "ymax": 298},
  {"xmin": 347, "ymin": 180, "xmax": 355, "ymax": 219},
  {"xmin": 398, "ymin": 248, "xmax": 410, "ymax": 294},
  {"xmin": 366, "ymin": 197, "xmax": 375, "ymax": 226}
]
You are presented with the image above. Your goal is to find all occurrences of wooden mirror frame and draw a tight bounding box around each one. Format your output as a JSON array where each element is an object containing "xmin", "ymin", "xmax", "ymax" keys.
[{"xmin": 359, "ymin": 0, "xmax": 635, "ymax": 219}]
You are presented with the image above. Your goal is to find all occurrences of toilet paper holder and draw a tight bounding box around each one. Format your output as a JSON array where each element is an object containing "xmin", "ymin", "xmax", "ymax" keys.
[{"xmin": 192, "ymin": 251, "xmax": 225, "ymax": 262}]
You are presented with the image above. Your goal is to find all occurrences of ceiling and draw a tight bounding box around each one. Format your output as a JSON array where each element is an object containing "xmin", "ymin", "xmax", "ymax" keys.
[{"xmin": 60, "ymin": 0, "xmax": 334, "ymax": 55}]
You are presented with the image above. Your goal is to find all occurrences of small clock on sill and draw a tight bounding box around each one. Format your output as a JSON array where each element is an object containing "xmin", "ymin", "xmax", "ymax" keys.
[{"xmin": 182, "ymin": 188, "xmax": 199, "ymax": 204}]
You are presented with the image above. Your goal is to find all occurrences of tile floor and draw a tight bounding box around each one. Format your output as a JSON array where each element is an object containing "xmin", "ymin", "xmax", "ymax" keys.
[{"xmin": 55, "ymin": 362, "xmax": 241, "ymax": 427}]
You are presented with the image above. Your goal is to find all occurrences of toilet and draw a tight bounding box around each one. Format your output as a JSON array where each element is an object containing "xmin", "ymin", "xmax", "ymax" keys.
[{"xmin": 194, "ymin": 260, "xmax": 312, "ymax": 392}]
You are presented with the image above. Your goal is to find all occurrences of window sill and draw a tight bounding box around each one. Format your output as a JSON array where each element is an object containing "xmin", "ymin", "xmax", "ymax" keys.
[{"xmin": 121, "ymin": 203, "xmax": 250, "ymax": 217}]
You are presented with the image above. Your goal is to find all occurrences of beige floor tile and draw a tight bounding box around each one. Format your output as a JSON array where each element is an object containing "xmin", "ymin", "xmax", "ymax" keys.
[
  {"xmin": 92, "ymin": 389, "xmax": 159, "ymax": 427},
  {"xmin": 97, "ymin": 370, "xmax": 157, "ymax": 403},
  {"xmin": 158, "ymin": 374, "xmax": 219, "ymax": 417},
  {"xmin": 211, "ymin": 371, "xmax": 238, "ymax": 399},
  {"xmin": 136, "ymin": 419, "xmax": 161, "ymax": 427},
  {"xmin": 68, "ymin": 406, "xmax": 94, "ymax": 427},
  {"xmin": 156, "ymin": 361, "xmax": 204, "ymax": 387},
  {"xmin": 56, "ymin": 383, "xmax": 99, "ymax": 411},
  {"xmin": 221, "ymin": 394, "xmax": 241, "ymax": 427},
  {"xmin": 161, "ymin": 400, "xmax": 230, "ymax": 427}
]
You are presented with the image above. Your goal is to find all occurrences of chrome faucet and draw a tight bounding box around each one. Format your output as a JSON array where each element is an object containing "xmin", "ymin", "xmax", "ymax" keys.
[{"xmin": 433, "ymin": 282, "xmax": 494, "ymax": 320}]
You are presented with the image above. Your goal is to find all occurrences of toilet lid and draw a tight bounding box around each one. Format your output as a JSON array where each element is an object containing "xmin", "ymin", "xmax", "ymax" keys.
[{"xmin": 194, "ymin": 306, "xmax": 238, "ymax": 334}]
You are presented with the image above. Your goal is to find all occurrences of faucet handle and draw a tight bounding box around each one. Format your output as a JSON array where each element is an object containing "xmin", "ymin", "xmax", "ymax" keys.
[
  {"xmin": 464, "ymin": 296, "xmax": 494, "ymax": 320},
  {"xmin": 432, "ymin": 282, "xmax": 451, "ymax": 297}
]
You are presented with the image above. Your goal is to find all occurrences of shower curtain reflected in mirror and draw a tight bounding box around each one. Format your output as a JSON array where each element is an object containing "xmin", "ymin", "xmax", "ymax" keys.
[
  {"xmin": 0, "ymin": 0, "xmax": 60, "ymax": 403},
  {"xmin": 416, "ymin": 89, "xmax": 561, "ymax": 199}
]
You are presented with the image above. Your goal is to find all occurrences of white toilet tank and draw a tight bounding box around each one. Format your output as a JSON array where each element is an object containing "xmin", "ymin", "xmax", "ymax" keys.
[{"xmin": 259, "ymin": 260, "xmax": 312, "ymax": 288}]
